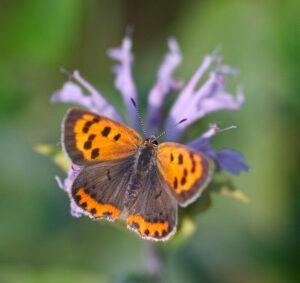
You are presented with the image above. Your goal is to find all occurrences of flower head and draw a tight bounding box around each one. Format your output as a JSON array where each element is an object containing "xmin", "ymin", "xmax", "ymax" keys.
[{"xmin": 52, "ymin": 35, "xmax": 249, "ymax": 216}]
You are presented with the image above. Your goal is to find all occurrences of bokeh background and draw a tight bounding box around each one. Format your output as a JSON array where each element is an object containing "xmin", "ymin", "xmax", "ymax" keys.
[{"xmin": 0, "ymin": 1, "xmax": 299, "ymax": 282}]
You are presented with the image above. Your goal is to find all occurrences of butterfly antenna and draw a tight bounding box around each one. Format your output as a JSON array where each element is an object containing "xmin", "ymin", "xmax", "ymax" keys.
[
  {"xmin": 130, "ymin": 98, "xmax": 147, "ymax": 136},
  {"xmin": 156, "ymin": 118, "xmax": 187, "ymax": 141}
]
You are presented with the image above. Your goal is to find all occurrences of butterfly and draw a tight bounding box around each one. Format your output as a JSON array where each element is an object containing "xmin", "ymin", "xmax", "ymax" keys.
[{"xmin": 62, "ymin": 108, "xmax": 214, "ymax": 241}]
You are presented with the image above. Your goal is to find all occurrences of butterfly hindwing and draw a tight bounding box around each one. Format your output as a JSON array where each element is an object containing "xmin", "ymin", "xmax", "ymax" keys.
[
  {"xmin": 71, "ymin": 156, "xmax": 135, "ymax": 221},
  {"xmin": 157, "ymin": 142, "xmax": 214, "ymax": 207},
  {"xmin": 63, "ymin": 108, "xmax": 143, "ymax": 165},
  {"xmin": 126, "ymin": 166, "xmax": 177, "ymax": 241}
]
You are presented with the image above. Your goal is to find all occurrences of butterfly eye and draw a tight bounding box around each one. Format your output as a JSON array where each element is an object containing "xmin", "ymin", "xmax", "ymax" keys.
[{"xmin": 152, "ymin": 140, "xmax": 158, "ymax": 146}]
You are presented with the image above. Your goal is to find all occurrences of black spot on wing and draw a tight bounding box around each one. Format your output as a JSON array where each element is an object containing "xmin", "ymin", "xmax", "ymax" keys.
[
  {"xmin": 178, "ymin": 154, "xmax": 183, "ymax": 165},
  {"xmin": 173, "ymin": 177, "xmax": 178, "ymax": 189},
  {"xmin": 155, "ymin": 190, "xmax": 162, "ymax": 199},
  {"xmin": 131, "ymin": 221, "xmax": 140, "ymax": 229},
  {"xmin": 84, "ymin": 140, "xmax": 92, "ymax": 149},
  {"xmin": 82, "ymin": 121, "xmax": 93, "ymax": 133},
  {"xmin": 80, "ymin": 202, "xmax": 87, "ymax": 209},
  {"xmin": 101, "ymin": 127, "xmax": 111, "ymax": 137},
  {"xmin": 91, "ymin": 148, "xmax": 99, "ymax": 159},
  {"xmin": 114, "ymin": 133, "xmax": 121, "ymax": 141},
  {"xmin": 170, "ymin": 153, "xmax": 174, "ymax": 162},
  {"xmin": 190, "ymin": 152, "xmax": 196, "ymax": 173},
  {"xmin": 107, "ymin": 170, "xmax": 112, "ymax": 181},
  {"xmin": 74, "ymin": 195, "xmax": 81, "ymax": 203},
  {"xmin": 88, "ymin": 134, "xmax": 96, "ymax": 141}
]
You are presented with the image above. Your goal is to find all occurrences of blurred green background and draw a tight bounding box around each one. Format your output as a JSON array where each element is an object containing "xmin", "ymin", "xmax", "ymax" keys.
[{"xmin": 0, "ymin": 1, "xmax": 299, "ymax": 282}]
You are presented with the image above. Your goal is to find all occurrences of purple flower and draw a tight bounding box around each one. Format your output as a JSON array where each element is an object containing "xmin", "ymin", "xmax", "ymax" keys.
[
  {"xmin": 55, "ymin": 165, "xmax": 85, "ymax": 217},
  {"xmin": 165, "ymin": 57, "xmax": 243, "ymax": 141},
  {"xmin": 108, "ymin": 37, "xmax": 139, "ymax": 130},
  {"xmin": 187, "ymin": 123, "xmax": 249, "ymax": 174},
  {"xmin": 146, "ymin": 38, "xmax": 183, "ymax": 134},
  {"xmin": 215, "ymin": 149, "xmax": 250, "ymax": 175},
  {"xmin": 51, "ymin": 36, "xmax": 249, "ymax": 216},
  {"xmin": 51, "ymin": 71, "xmax": 123, "ymax": 123}
]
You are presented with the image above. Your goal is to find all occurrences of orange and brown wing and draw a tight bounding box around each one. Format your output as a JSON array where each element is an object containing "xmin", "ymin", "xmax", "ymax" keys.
[
  {"xmin": 126, "ymin": 166, "xmax": 177, "ymax": 241},
  {"xmin": 71, "ymin": 156, "xmax": 135, "ymax": 221},
  {"xmin": 157, "ymin": 142, "xmax": 214, "ymax": 207},
  {"xmin": 63, "ymin": 108, "xmax": 143, "ymax": 165}
]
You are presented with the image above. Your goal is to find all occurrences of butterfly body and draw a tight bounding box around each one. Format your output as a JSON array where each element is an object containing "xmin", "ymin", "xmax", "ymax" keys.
[
  {"xmin": 63, "ymin": 109, "xmax": 214, "ymax": 241},
  {"xmin": 125, "ymin": 139, "xmax": 158, "ymax": 207}
]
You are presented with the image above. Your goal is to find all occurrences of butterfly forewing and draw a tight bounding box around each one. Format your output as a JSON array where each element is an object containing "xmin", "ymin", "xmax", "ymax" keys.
[
  {"xmin": 157, "ymin": 142, "xmax": 214, "ymax": 206},
  {"xmin": 63, "ymin": 109, "xmax": 143, "ymax": 165},
  {"xmin": 71, "ymin": 156, "xmax": 135, "ymax": 221}
]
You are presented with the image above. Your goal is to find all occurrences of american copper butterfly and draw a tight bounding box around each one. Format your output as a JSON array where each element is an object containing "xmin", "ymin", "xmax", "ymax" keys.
[{"xmin": 63, "ymin": 108, "xmax": 214, "ymax": 241}]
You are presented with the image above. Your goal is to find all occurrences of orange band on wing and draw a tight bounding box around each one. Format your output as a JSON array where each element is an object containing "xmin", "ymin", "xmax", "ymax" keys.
[
  {"xmin": 127, "ymin": 214, "xmax": 169, "ymax": 239},
  {"xmin": 75, "ymin": 188, "xmax": 121, "ymax": 219}
]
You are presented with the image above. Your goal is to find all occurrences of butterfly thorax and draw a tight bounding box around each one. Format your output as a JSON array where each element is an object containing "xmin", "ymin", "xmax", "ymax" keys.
[{"xmin": 136, "ymin": 137, "xmax": 158, "ymax": 170}]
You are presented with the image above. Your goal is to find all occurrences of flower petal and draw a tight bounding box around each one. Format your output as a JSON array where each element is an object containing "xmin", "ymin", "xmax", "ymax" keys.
[
  {"xmin": 51, "ymin": 71, "xmax": 124, "ymax": 122},
  {"xmin": 108, "ymin": 37, "xmax": 138, "ymax": 129},
  {"xmin": 188, "ymin": 136, "xmax": 217, "ymax": 159},
  {"xmin": 70, "ymin": 201, "xmax": 86, "ymax": 218},
  {"xmin": 171, "ymin": 55, "xmax": 219, "ymax": 113},
  {"xmin": 146, "ymin": 38, "xmax": 182, "ymax": 135},
  {"xmin": 165, "ymin": 54, "xmax": 219, "ymax": 141},
  {"xmin": 189, "ymin": 140, "xmax": 249, "ymax": 175},
  {"xmin": 188, "ymin": 124, "xmax": 248, "ymax": 174},
  {"xmin": 54, "ymin": 165, "xmax": 85, "ymax": 217},
  {"xmin": 216, "ymin": 148, "xmax": 250, "ymax": 175},
  {"xmin": 187, "ymin": 123, "xmax": 219, "ymax": 151},
  {"xmin": 51, "ymin": 81, "xmax": 92, "ymax": 109},
  {"xmin": 165, "ymin": 55, "xmax": 243, "ymax": 142}
]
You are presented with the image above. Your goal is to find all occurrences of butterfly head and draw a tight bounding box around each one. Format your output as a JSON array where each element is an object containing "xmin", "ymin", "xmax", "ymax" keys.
[{"xmin": 144, "ymin": 135, "xmax": 158, "ymax": 148}]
